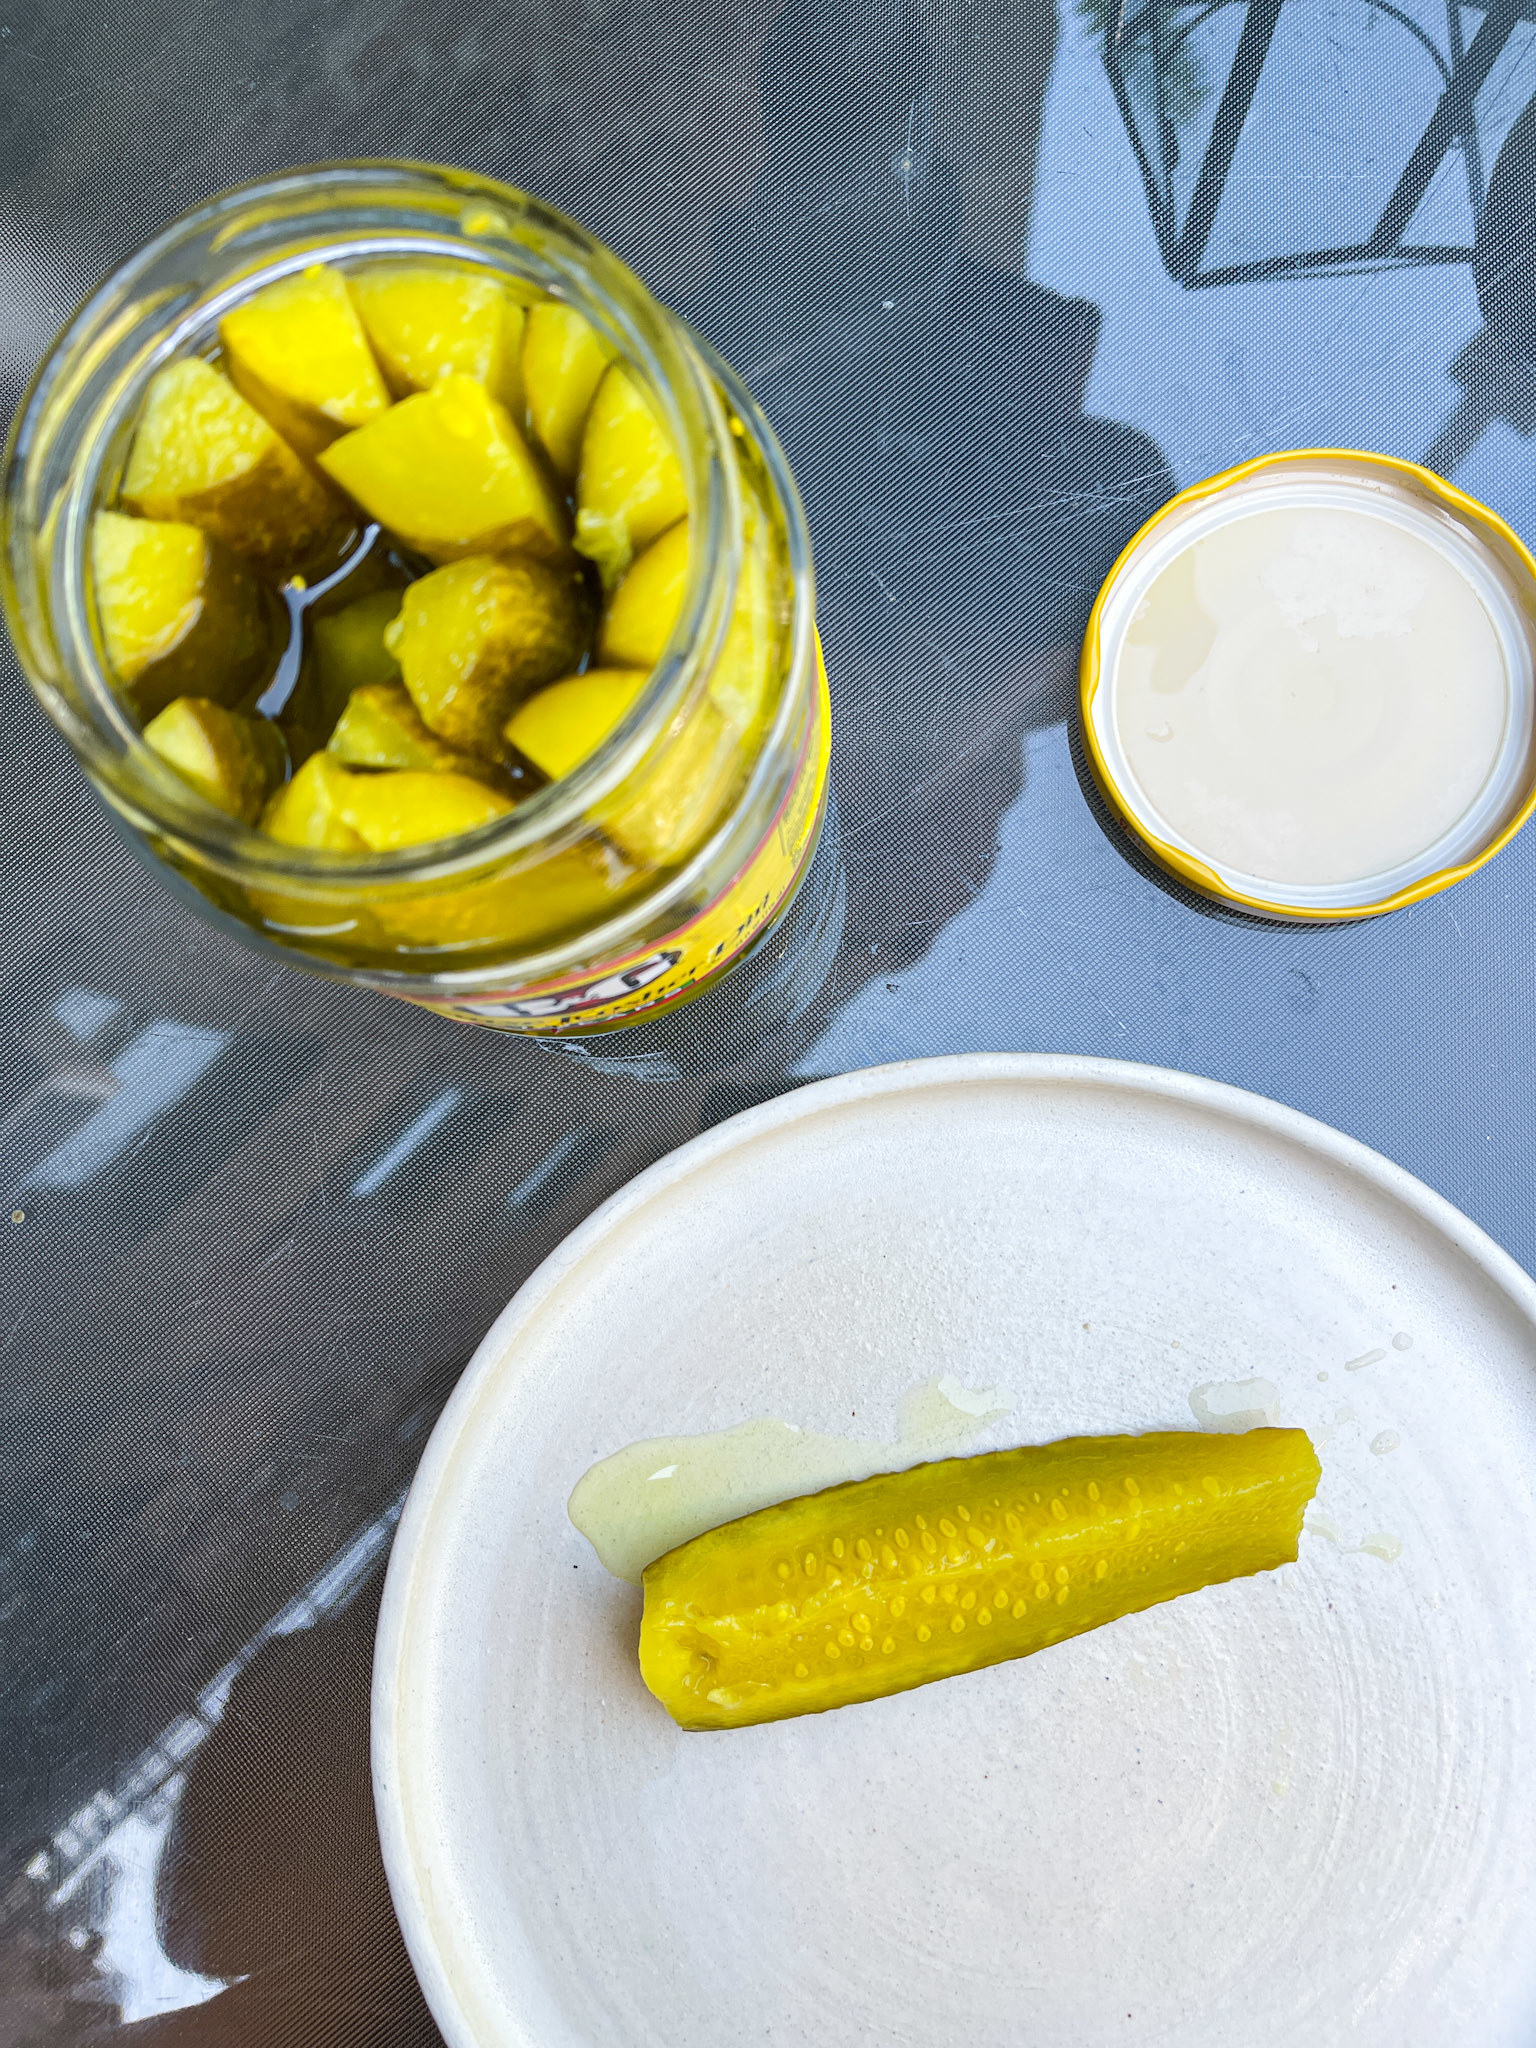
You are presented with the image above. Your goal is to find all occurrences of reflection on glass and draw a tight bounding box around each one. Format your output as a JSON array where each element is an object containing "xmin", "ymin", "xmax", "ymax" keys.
[
  {"xmin": 20, "ymin": 1020, "xmax": 229, "ymax": 1192},
  {"xmin": 349, "ymin": 1088, "xmax": 463, "ymax": 1198}
]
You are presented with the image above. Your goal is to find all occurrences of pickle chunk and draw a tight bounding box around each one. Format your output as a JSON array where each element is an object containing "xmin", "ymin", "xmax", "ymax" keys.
[
  {"xmin": 504, "ymin": 667, "xmax": 649, "ymax": 781},
  {"xmin": 391, "ymin": 554, "xmax": 589, "ymax": 757},
  {"xmin": 351, "ymin": 261, "xmax": 526, "ymax": 412},
  {"xmin": 523, "ymin": 302, "xmax": 617, "ymax": 476},
  {"xmin": 331, "ymin": 767, "xmax": 512, "ymax": 851},
  {"xmin": 329, "ymin": 680, "xmax": 489, "ymax": 778},
  {"xmin": 310, "ymin": 588, "xmax": 406, "ymax": 713},
  {"xmin": 92, "ymin": 510, "xmax": 271, "ymax": 718},
  {"xmin": 599, "ymin": 519, "xmax": 688, "ymax": 668},
  {"xmin": 123, "ymin": 357, "xmax": 345, "ymax": 576},
  {"xmin": 319, "ymin": 374, "xmax": 565, "ymax": 564},
  {"xmin": 143, "ymin": 697, "xmax": 285, "ymax": 823},
  {"xmin": 260, "ymin": 751, "xmax": 367, "ymax": 850},
  {"xmin": 640, "ymin": 1427, "xmax": 1321, "ymax": 1729},
  {"xmin": 576, "ymin": 365, "xmax": 688, "ymax": 586},
  {"xmin": 219, "ymin": 265, "xmax": 391, "ymax": 457}
]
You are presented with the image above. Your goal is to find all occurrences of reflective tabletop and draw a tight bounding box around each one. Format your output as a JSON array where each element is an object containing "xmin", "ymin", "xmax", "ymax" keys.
[{"xmin": 4, "ymin": 0, "xmax": 1536, "ymax": 2036}]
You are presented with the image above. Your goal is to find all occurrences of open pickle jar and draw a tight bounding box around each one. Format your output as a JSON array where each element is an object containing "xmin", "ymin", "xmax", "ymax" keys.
[{"xmin": 2, "ymin": 163, "xmax": 828, "ymax": 1032}]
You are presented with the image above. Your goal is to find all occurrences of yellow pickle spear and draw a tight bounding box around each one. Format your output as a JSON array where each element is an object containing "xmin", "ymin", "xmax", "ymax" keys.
[{"xmin": 640, "ymin": 1428, "xmax": 1321, "ymax": 1730}]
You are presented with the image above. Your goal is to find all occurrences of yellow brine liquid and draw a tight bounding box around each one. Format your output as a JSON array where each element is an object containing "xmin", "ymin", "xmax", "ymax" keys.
[{"xmin": 1114, "ymin": 494, "xmax": 1513, "ymax": 887}]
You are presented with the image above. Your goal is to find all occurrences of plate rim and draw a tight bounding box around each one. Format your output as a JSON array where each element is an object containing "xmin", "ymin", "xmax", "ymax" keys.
[{"xmin": 371, "ymin": 1050, "xmax": 1536, "ymax": 2048}]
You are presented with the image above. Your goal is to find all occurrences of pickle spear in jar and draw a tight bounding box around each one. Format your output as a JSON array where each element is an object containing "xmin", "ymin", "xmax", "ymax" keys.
[
  {"xmin": 143, "ymin": 696, "xmax": 286, "ymax": 823},
  {"xmin": 318, "ymin": 373, "xmax": 566, "ymax": 565},
  {"xmin": 576, "ymin": 364, "xmax": 688, "ymax": 587},
  {"xmin": 640, "ymin": 1427, "xmax": 1321, "ymax": 1729},
  {"xmin": 219, "ymin": 264, "xmax": 392, "ymax": 457},
  {"xmin": 522, "ymin": 301, "xmax": 618, "ymax": 477},
  {"xmin": 389, "ymin": 554, "xmax": 590, "ymax": 758},
  {"xmin": 350, "ymin": 261, "xmax": 527, "ymax": 412},
  {"xmin": 92, "ymin": 510, "xmax": 274, "ymax": 719},
  {"xmin": 122, "ymin": 357, "xmax": 348, "ymax": 577}
]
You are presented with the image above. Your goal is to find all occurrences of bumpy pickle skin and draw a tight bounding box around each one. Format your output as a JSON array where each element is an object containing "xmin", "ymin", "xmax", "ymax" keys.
[
  {"xmin": 599, "ymin": 519, "xmax": 688, "ymax": 668},
  {"xmin": 122, "ymin": 357, "xmax": 347, "ymax": 577},
  {"xmin": 91, "ymin": 510, "xmax": 273, "ymax": 719},
  {"xmin": 576, "ymin": 364, "xmax": 688, "ymax": 588},
  {"xmin": 350, "ymin": 261, "xmax": 526, "ymax": 413},
  {"xmin": 522, "ymin": 302, "xmax": 618, "ymax": 477},
  {"xmin": 640, "ymin": 1427, "xmax": 1322, "ymax": 1730},
  {"xmin": 143, "ymin": 696, "xmax": 285, "ymax": 823},
  {"xmin": 390, "ymin": 553, "xmax": 591, "ymax": 757},
  {"xmin": 219, "ymin": 264, "xmax": 391, "ymax": 458},
  {"xmin": 318, "ymin": 374, "xmax": 566, "ymax": 565}
]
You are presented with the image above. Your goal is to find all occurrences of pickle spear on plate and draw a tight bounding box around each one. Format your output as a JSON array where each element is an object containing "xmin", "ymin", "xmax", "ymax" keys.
[{"xmin": 640, "ymin": 1427, "xmax": 1321, "ymax": 1729}]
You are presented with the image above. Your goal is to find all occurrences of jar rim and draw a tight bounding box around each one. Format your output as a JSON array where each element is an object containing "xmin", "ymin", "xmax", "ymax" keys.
[{"xmin": 3, "ymin": 160, "xmax": 811, "ymax": 900}]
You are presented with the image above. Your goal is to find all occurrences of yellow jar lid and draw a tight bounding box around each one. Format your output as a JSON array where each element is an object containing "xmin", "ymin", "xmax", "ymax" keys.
[{"xmin": 1079, "ymin": 449, "xmax": 1536, "ymax": 920}]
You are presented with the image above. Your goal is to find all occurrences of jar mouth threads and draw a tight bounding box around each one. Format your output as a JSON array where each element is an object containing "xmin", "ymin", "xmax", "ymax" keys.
[
  {"xmin": 1079, "ymin": 450, "xmax": 1536, "ymax": 920},
  {"xmin": 3, "ymin": 164, "xmax": 825, "ymax": 1024}
]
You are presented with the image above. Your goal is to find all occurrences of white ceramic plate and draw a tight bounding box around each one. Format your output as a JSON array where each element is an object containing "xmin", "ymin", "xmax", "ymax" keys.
[{"xmin": 373, "ymin": 1054, "xmax": 1536, "ymax": 2048}]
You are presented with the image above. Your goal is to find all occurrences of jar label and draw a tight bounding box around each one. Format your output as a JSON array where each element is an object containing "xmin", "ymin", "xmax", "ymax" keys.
[{"xmin": 406, "ymin": 651, "xmax": 831, "ymax": 1033}]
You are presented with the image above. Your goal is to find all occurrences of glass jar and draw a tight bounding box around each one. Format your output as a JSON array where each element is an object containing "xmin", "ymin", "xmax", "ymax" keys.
[{"xmin": 2, "ymin": 163, "xmax": 828, "ymax": 1032}]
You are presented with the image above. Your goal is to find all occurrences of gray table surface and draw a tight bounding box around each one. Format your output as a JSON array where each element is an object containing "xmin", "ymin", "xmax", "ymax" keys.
[{"xmin": 4, "ymin": 0, "xmax": 1536, "ymax": 2037}]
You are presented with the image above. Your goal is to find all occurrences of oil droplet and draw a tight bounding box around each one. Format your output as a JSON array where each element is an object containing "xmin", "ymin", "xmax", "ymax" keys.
[
  {"xmin": 1358, "ymin": 1532, "xmax": 1403, "ymax": 1562},
  {"xmin": 568, "ymin": 1376, "xmax": 1014, "ymax": 1582},
  {"xmin": 1146, "ymin": 722, "xmax": 1174, "ymax": 742},
  {"xmin": 1392, "ymin": 1332, "xmax": 1413, "ymax": 1352},
  {"xmin": 1346, "ymin": 1347, "xmax": 1387, "ymax": 1372},
  {"xmin": 1316, "ymin": 1371, "xmax": 1329, "ymax": 1382},
  {"xmin": 1370, "ymin": 1430, "xmax": 1401, "ymax": 1455},
  {"xmin": 1334, "ymin": 1404, "xmax": 1355, "ymax": 1423},
  {"xmin": 1188, "ymin": 1378, "xmax": 1281, "ymax": 1431}
]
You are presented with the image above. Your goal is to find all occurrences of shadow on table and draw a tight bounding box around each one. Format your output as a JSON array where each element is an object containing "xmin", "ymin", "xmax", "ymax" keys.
[
  {"xmin": 542, "ymin": 0, "xmax": 1175, "ymax": 1081},
  {"xmin": 118, "ymin": 1577, "xmax": 442, "ymax": 2048}
]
